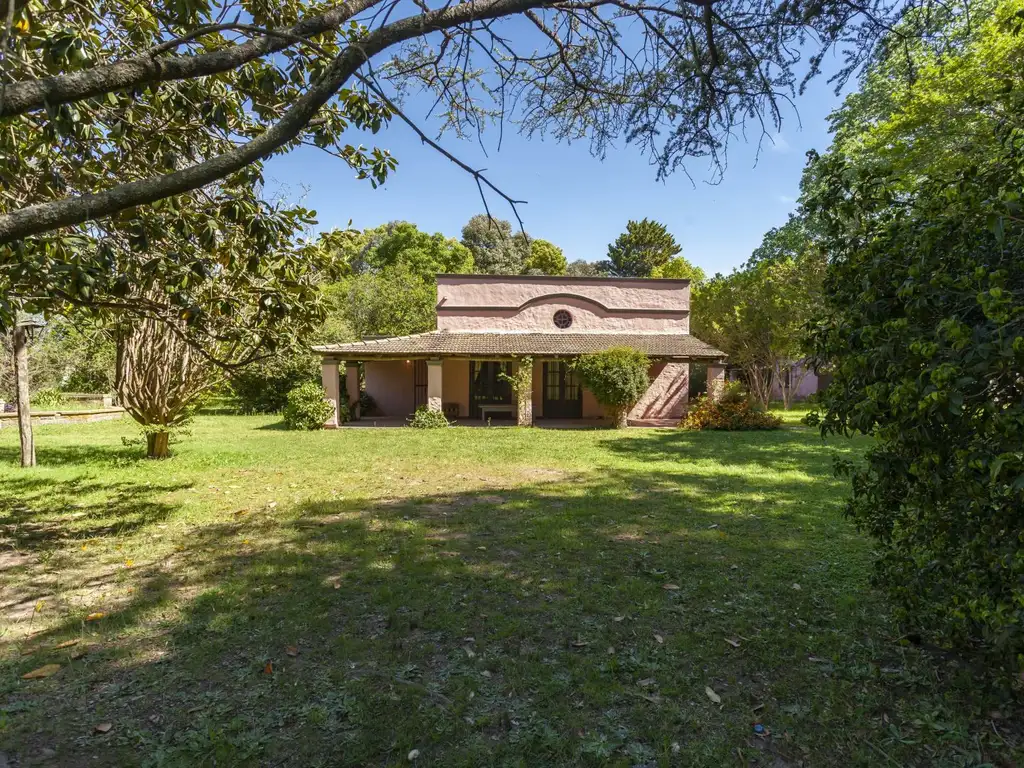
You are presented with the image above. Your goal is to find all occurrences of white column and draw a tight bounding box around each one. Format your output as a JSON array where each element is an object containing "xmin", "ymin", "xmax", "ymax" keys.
[
  {"xmin": 426, "ymin": 359, "xmax": 443, "ymax": 412},
  {"xmin": 321, "ymin": 358, "xmax": 340, "ymax": 427}
]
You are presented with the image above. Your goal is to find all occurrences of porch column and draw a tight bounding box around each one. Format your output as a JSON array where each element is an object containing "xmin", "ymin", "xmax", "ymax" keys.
[
  {"xmin": 321, "ymin": 357, "xmax": 341, "ymax": 428},
  {"xmin": 515, "ymin": 359, "xmax": 533, "ymax": 426},
  {"xmin": 707, "ymin": 363, "xmax": 726, "ymax": 401},
  {"xmin": 426, "ymin": 358, "xmax": 443, "ymax": 412},
  {"xmin": 345, "ymin": 363, "xmax": 360, "ymax": 420}
]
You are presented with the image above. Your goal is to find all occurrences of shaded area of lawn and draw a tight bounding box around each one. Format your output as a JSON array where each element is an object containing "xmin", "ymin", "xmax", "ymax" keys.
[{"xmin": 0, "ymin": 418, "xmax": 1020, "ymax": 767}]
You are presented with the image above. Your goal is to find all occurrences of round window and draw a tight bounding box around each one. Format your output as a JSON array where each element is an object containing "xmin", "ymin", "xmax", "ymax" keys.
[{"xmin": 553, "ymin": 310, "xmax": 573, "ymax": 329}]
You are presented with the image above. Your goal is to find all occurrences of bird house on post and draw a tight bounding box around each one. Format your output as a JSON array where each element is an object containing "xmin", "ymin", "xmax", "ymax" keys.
[{"xmin": 13, "ymin": 312, "xmax": 46, "ymax": 468}]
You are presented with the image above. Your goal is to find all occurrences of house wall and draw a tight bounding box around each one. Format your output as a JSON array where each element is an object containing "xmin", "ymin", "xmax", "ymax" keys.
[
  {"xmin": 629, "ymin": 362, "xmax": 689, "ymax": 423},
  {"xmin": 769, "ymin": 363, "xmax": 819, "ymax": 401},
  {"xmin": 364, "ymin": 360, "xmax": 416, "ymax": 417},
  {"xmin": 363, "ymin": 357, "xmax": 689, "ymax": 424},
  {"xmin": 582, "ymin": 387, "xmax": 605, "ymax": 419},
  {"xmin": 442, "ymin": 358, "xmax": 471, "ymax": 419},
  {"xmin": 436, "ymin": 276, "xmax": 690, "ymax": 334}
]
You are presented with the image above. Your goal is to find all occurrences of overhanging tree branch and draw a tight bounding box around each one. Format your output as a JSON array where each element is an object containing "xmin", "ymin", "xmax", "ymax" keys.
[
  {"xmin": 0, "ymin": 0, "xmax": 566, "ymax": 243},
  {"xmin": 0, "ymin": 0, "xmax": 380, "ymax": 119}
]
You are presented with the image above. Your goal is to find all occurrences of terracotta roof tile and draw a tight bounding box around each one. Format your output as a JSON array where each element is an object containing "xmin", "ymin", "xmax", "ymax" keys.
[{"xmin": 314, "ymin": 332, "xmax": 725, "ymax": 360}]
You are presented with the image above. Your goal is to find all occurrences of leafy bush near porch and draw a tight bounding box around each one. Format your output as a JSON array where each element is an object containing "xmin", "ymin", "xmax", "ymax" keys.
[
  {"xmin": 572, "ymin": 347, "xmax": 650, "ymax": 428},
  {"xmin": 682, "ymin": 382, "xmax": 782, "ymax": 430},
  {"xmin": 283, "ymin": 382, "xmax": 335, "ymax": 430},
  {"xmin": 408, "ymin": 405, "xmax": 452, "ymax": 428}
]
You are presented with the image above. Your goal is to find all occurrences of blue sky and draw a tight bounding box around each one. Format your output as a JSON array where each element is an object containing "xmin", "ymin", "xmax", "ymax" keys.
[{"xmin": 264, "ymin": 51, "xmax": 849, "ymax": 277}]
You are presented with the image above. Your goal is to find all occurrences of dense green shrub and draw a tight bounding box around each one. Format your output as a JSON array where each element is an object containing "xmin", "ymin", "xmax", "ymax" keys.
[
  {"xmin": 571, "ymin": 348, "xmax": 650, "ymax": 428},
  {"xmin": 31, "ymin": 387, "xmax": 67, "ymax": 409},
  {"xmin": 804, "ymin": 11, "xmax": 1024, "ymax": 671},
  {"xmin": 231, "ymin": 353, "xmax": 320, "ymax": 414},
  {"xmin": 407, "ymin": 406, "xmax": 452, "ymax": 428},
  {"xmin": 681, "ymin": 383, "xmax": 782, "ymax": 430},
  {"xmin": 282, "ymin": 382, "xmax": 334, "ymax": 430}
]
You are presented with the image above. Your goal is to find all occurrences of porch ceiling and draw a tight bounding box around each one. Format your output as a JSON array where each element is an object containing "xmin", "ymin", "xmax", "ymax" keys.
[{"xmin": 314, "ymin": 331, "xmax": 726, "ymax": 361}]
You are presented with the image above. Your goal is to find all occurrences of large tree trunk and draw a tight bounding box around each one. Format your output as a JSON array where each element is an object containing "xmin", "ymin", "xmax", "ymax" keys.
[
  {"xmin": 146, "ymin": 431, "xmax": 170, "ymax": 459},
  {"xmin": 13, "ymin": 325, "xmax": 34, "ymax": 467},
  {"xmin": 610, "ymin": 406, "xmax": 629, "ymax": 429}
]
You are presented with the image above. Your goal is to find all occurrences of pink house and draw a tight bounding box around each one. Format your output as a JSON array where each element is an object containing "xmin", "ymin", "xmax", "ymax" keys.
[{"xmin": 314, "ymin": 274, "xmax": 726, "ymax": 426}]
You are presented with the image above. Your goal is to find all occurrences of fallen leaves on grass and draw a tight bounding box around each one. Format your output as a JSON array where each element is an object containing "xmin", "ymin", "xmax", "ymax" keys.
[
  {"xmin": 54, "ymin": 639, "xmax": 80, "ymax": 650},
  {"xmin": 725, "ymin": 638, "xmax": 741, "ymax": 648},
  {"xmin": 285, "ymin": 646, "xmax": 299, "ymax": 657},
  {"xmin": 85, "ymin": 612, "xmax": 105, "ymax": 622},
  {"xmin": 94, "ymin": 723, "xmax": 113, "ymax": 734},
  {"xmin": 653, "ymin": 634, "xmax": 664, "ymax": 644},
  {"xmin": 22, "ymin": 664, "xmax": 61, "ymax": 680},
  {"xmin": 263, "ymin": 662, "xmax": 273, "ymax": 674},
  {"xmin": 662, "ymin": 583, "xmax": 680, "ymax": 591},
  {"xmin": 705, "ymin": 686, "xmax": 722, "ymax": 704}
]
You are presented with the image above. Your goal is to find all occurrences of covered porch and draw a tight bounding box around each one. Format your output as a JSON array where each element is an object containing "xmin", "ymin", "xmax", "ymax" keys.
[{"xmin": 315, "ymin": 331, "xmax": 727, "ymax": 428}]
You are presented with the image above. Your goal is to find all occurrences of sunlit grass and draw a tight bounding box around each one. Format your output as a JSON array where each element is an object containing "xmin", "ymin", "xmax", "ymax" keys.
[{"xmin": 0, "ymin": 416, "xmax": 1019, "ymax": 767}]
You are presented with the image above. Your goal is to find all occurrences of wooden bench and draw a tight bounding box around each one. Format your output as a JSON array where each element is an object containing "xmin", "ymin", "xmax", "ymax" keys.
[{"xmin": 479, "ymin": 404, "xmax": 516, "ymax": 423}]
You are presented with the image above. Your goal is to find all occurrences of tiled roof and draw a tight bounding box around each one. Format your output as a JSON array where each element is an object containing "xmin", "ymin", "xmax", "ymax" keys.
[{"xmin": 314, "ymin": 331, "xmax": 725, "ymax": 360}]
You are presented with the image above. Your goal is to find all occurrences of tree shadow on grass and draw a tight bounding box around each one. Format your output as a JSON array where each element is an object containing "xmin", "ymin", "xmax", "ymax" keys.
[
  {"xmin": 3, "ymin": 457, "xmax": 1017, "ymax": 767},
  {"xmin": 0, "ymin": 475, "xmax": 188, "ymax": 552},
  {"xmin": 0, "ymin": 441, "xmax": 144, "ymax": 468},
  {"xmin": 600, "ymin": 427, "xmax": 858, "ymax": 474}
]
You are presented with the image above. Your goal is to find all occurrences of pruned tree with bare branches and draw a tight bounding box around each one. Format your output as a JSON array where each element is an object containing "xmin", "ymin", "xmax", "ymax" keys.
[{"xmin": 117, "ymin": 314, "xmax": 213, "ymax": 459}]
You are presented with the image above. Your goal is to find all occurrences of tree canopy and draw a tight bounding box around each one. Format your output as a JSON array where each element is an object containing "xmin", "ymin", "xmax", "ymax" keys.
[
  {"xmin": 604, "ymin": 219, "xmax": 682, "ymax": 277},
  {"xmin": 692, "ymin": 215, "xmax": 824, "ymax": 407},
  {"xmin": 805, "ymin": 0, "xmax": 1024, "ymax": 669},
  {"xmin": 0, "ymin": 0, "xmax": 947, "ymax": 321},
  {"xmin": 460, "ymin": 215, "xmax": 529, "ymax": 276},
  {"xmin": 357, "ymin": 221, "xmax": 474, "ymax": 277},
  {"xmin": 523, "ymin": 239, "xmax": 568, "ymax": 275}
]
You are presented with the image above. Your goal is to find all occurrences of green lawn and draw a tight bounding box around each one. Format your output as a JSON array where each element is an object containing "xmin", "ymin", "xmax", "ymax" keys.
[{"xmin": 0, "ymin": 417, "xmax": 1019, "ymax": 767}]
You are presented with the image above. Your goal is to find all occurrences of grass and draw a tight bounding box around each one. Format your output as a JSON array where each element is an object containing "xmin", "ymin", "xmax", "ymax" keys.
[{"xmin": 0, "ymin": 415, "xmax": 1020, "ymax": 767}]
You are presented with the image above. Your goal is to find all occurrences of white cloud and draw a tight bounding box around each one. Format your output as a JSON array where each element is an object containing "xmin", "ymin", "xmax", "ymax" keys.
[
  {"xmin": 777, "ymin": 194, "xmax": 795, "ymax": 204},
  {"xmin": 769, "ymin": 134, "xmax": 791, "ymax": 153}
]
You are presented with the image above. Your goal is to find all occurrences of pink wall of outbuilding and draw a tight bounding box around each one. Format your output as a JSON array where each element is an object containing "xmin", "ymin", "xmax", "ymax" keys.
[{"xmin": 769, "ymin": 363, "xmax": 819, "ymax": 401}]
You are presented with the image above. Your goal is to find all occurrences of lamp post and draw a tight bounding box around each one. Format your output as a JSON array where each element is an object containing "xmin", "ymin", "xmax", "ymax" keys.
[{"xmin": 12, "ymin": 313, "xmax": 45, "ymax": 468}]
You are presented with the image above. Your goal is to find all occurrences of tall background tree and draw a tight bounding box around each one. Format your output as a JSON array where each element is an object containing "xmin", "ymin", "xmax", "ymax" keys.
[
  {"xmin": 523, "ymin": 239, "xmax": 567, "ymax": 275},
  {"xmin": 805, "ymin": 0, "xmax": 1024, "ymax": 671},
  {"xmin": 460, "ymin": 215, "xmax": 529, "ymax": 275},
  {"xmin": 604, "ymin": 219, "xmax": 682, "ymax": 277},
  {"xmin": 692, "ymin": 215, "xmax": 824, "ymax": 408}
]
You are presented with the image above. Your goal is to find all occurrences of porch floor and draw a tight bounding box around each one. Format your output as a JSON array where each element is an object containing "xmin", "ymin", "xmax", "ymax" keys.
[{"xmin": 337, "ymin": 418, "xmax": 676, "ymax": 429}]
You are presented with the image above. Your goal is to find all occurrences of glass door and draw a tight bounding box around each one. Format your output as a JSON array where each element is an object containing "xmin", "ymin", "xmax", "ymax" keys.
[
  {"xmin": 469, "ymin": 361, "xmax": 512, "ymax": 419},
  {"xmin": 542, "ymin": 360, "xmax": 582, "ymax": 418}
]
